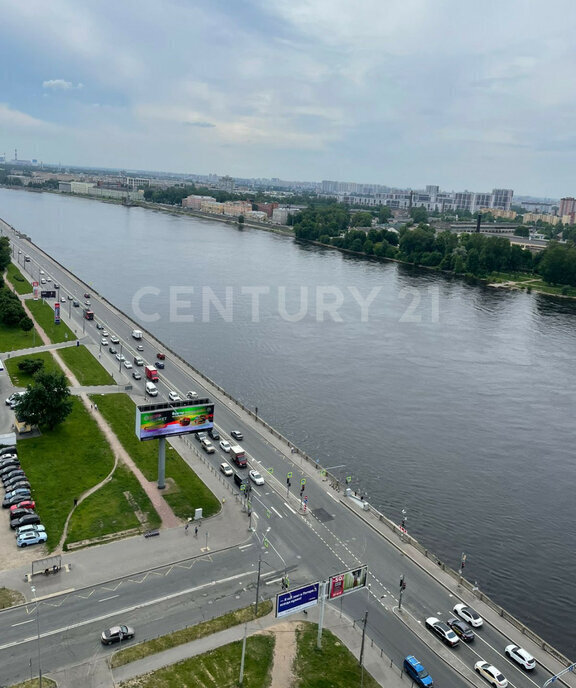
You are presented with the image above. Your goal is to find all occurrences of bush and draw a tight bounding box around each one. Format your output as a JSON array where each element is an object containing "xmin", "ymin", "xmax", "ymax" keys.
[{"xmin": 17, "ymin": 358, "xmax": 44, "ymax": 375}]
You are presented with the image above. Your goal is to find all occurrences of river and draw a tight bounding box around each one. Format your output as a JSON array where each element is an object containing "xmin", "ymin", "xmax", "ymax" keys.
[{"xmin": 1, "ymin": 187, "xmax": 575, "ymax": 656}]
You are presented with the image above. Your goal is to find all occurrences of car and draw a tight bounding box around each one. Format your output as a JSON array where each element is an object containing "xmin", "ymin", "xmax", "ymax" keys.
[
  {"xmin": 0, "ymin": 446, "xmax": 17, "ymax": 456},
  {"xmin": 102, "ymin": 330, "xmax": 109, "ymax": 337},
  {"xmin": 4, "ymin": 479, "xmax": 31, "ymax": 492},
  {"xmin": 9, "ymin": 499, "xmax": 36, "ymax": 512},
  {"xmin": 186, "ymin": 391, "xmax": 198, "ymax": 400},
  {"xmin": 101, "ymin": 624, "xmax": 135, "ymax": 645},
  {"xmin": 0, "ymin": 453, "xmax": 18, "ymax": 464},
  {"xmin": 5, "ymin": 486, "xmax": 31, "ymax": 499},
  {"xmin": 9, "ymin": 507, "xmax": 36, "ymax": 521},
  {"xmin": 40, "ymin": 270, "xmax": 45, "ymax": 275},
  {"xmin": 136, "ymin": 344, "xmax": 144, "ymax": 351},
  {"xmin": 505, "ymin": 644, "xmax": 535, "ymax": 670},
  {"xmin": 115, "ymin": 353, "xmax": 126, "ymax": 361},
  {"xmin": 134, "ymin": 357, "xmax": 144, "ymax": 366},
  {"xmin": 18, "ymin": 249, "xmax": 21, "ymax": 254},
  {"xmin": 17, "ymin": 530, "xmax": 47, "ymax": 547},
  {"xmin": 101, "ymin": 338, "xmax": 109, "ymax": 346},
  {"xmin": 84, "ymin": 292, "xmax": 90, "ymax": 298},
  {"xmin": 9, "ymin": 393, "xmax": 25, "ymax": 409},
  {"xmin": 0, "ymin": 463, "xmax": 22, "ymax": 478},
  {"xmin": 54, "ymin": 282, "xmax": 60, "ymax": 289},
  {"xmin": 201, "ymin": 439, "xmax": 215, "ymax": 453},
  {"xmin": 46, "ymin": 276, "xmax": 52, "ymax": 282},
  {"xmin": 156, "ymin": 352, "xmax": 166, "ymax": 360},
  {"xmin": 110, "ymin": 335, "xmax": 120, "ymax": 344},
  {"xmin": 124, "ymin": 361, "xmax": 133, "ymax": 369},
  {"xmin": 3, "ymin": 472, "xmax": 28, "ymax": 487},
  {"xmin": 5, "ymin": 392, "xmax": 23, "ymax": 407},
  {"xmin": 231, "ymin": 430, "xmax": 243, "ymax": 441},
  {"xmin": 73, "ymin": 300, "xmax": 80, "ymax": 307},
  {"xmin": 132, "ymin": 370, "xmax": 142, "ymax": 380},
  {"xmin": 84, "ymin": 300, "xmax": 91, "ymax": 306},
  {"xmin": 425, "ymin": 617, "xmax": 459, "ymax": 646},
  {"xmin": 220, "ymin": 462, "xmax": 233, "ymax": 476},
  {"xmin": 40, "ymin": 278, "xmax": 46, "ymax": 284},
  {"xmin": 208, "ymin": 428, "xmax": 220, "ymax": 440},
  {"xmin": 474, "ymin": 661, "xmax": 508, "ymax": 688},
  {"xmin": 2, "ymin": 466, "xmax": 25, "ymax": 479},
  {"xmin": 4, "ymin": 490, "xmax": 32, "ymax": 507},
  {"xmin": 219, "ymin": 440, "xmax": 231, "ymax": 452},
  {"xmin": 453, "ymin": 603, "xmax": 483, "ymax": 627},
  {"xmin": 60, "ymin": 297, "xmax": 66, "ymax": 303},
  {"xmin": 109, "ymin": 346, "xmax": 118, "ymax": 355},
  {"xmin": 249, "ymin": 470, "xmax": 265, "ymax": 486},
  {"xmin": 156, "ymin": 360, "xmax": 165, "ymax": 369},
  {"xmin": 446, "ymin": 617, "xmax": 474, "ymax": 642},
  {"xmin": 11, "ymin": 513, "xmax": 41, "ymax": 530},
  {"xmin": 15, "ymin": 523, "xmax": 45, "ymax": 538},
  {"xmin": 96, "ymin": 322, "xmax": 103, "ymax": 330},
  {"xmin": 195, "ymin": 431, "xmax": 208, "ymax": 443},
  {"xmin": 168, "ymin": 391, "xmax": 181, "ymax": 402}
]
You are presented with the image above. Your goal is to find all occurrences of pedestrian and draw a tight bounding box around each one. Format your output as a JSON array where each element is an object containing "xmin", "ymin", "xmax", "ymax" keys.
[
  {"xmin": 90, "ymin": 404, "xmax": 93, "ymax": 410},
  {"xmin": 94, "ymin": 403, "xmax": 98, "ymax": 411},
  {"xmin": 74, "ymin": 498, "xmax": 78, "ymax": 507},
  {"xmin": 184, "ymin": 522, "xmax": 189, "ymax": 534},
  {"xmin": 194, "ymin": 526, "xmax": 198, "ymax": 537}
]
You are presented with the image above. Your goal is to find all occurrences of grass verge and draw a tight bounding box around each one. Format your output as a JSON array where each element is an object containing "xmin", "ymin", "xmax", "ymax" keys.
[
  {"xmin": 26, "ymin": 299, "xmax": 75, "ymax": 343},
  {"xmin": 0, "ymin": 587, "xmax": 25, "ymax": 609},
  {"xmin": 91, "ymin": 393, "xmax": 220, "ymax": 520},
  {"xmin": 112, "ymin": 601, "xmax": 273, "ymax": 668},
  {"xmin": 11, "ymin": 679, "xmax": 57, "ymax": 688},
  {"xmin": 4, "ymin": 351, "xmax": 61, "ymax": 387},
  {"xmin": 0, "ymin": 322, "xmax": 41, "ymax": 354},
  {"xmin": 6, "ymin": 262, "xmax": 33, "ymax": 294},
  {"xmin": 119, "ymin": 635, "xmax": 274, "ymax": 688},
  {"xmin": 58, "ymin": 345, "xmax": 115, "ymax": 386}
]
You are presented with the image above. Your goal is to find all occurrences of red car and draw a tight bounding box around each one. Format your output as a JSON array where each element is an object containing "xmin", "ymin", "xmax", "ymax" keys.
[
  {"xmin": 156, "ymin": 352, "xmax": 166, "ymax": 360},
  {"xmin": 10, "ymin": 499, "xmax": 36, "ymax": 512},
  {"xmin": 84, "ymin": 292, "xmax": 91, "ymax": 298}
]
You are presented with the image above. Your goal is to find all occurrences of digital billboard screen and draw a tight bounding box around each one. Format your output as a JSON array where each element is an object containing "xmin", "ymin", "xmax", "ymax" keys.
[
  {"xmin": 135, "ymin": 401, "xmax": 214, "ymax": 441},
  {"xmin": 328, "ymin": 565, "xmax": 368, "ymax": 600}
]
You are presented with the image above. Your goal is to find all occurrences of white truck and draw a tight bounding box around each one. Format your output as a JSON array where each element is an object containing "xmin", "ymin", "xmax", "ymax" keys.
[
  {"xmin": 230, "ymin": 445, "xmax": 247, "ymax": 467},
  {"xmin": 132, "ymin": 329, "xmax": 143, "ymax": 339}
]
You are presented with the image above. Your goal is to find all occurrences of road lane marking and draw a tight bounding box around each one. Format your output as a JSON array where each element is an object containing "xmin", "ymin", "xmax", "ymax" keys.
[
  {"xmin": 239, "ymin": 544, "xmax": 253, "ymax": 550},
  {"xmin": 99, "ymin": 595, "xmax": 119, "ymax": 602},
  {"xmin": 283, "ymin": 502, "xmax": 296, "ymax": 514},
  {"xmin": 11, "ymin": 619, "xmax": 34, "ymax": 627},
  {"xmin": 326, "ymin": 491, "xmax": 338, "ymax": 502},
  {"xmin": 270, "ymin": 506, "xmax": 283, "ymax": 519}
]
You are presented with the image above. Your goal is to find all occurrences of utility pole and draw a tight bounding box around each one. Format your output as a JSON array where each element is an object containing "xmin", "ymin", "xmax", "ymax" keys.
[
  {"xmin": 459, "ymin": 552, "xmax": 466, "ymax": 586},
  {"xmin": 359, "ymin": 610, "xmax": 368, "ymax": 667},
  {"xmin": 317, "ymin": 580, "xmax": 327, "ymax": 649},
  {"xmin": 239, "ymin": 622, "xmax": 248, "ymax": 686},
  {"xmin": 398, "ymin": 575, "xmax": 406, "ymax": 610},
  {"xmin": 255, "ymin": 554, "xmax": 262, "ymax": 616}
]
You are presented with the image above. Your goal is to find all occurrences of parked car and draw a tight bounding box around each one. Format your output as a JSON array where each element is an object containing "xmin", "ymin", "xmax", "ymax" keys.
[
  {"xmin": 474, "ymin": 661, "xmax": 508, "ymax": 688},
  {"xmin": 11, "ymin": 513, "xmax": 41, "ymax": 530},
  {"xmin": 17, "ymin": 530, "xmax": 47, "ymax": 547},
  {"xmin": 110, "ymin": 335, "xmax": 120, "ymax": 344},
  {"xmin": 230, "ymin": 430, "xmax": 243, "ymax": 441},
  {"xmin": 186, "ymin": 390, "xmax": 198, "ymax": 399},
  {"xmin": 5, "ymin": 393, "xmax": 23, "ymax": 407},
  {"xmin": 2, "ymin": 468, "xmax": 25, "ymax": 483},
  {"xmin": 249, "ymin": 470, "xmax": 265, "ymax": 486},
  {"xmin": 3, "ymin": 491, "xmax": 32, "ymax": 508},
  {"xmin": 0, "ymin": 463, "xmax": 22, "ymax": 477},
  {"xmin": 504, "ymin": 645, "xmax": 535, "ymax": 670},
  {"xmin": 219, "ymin": 440, "xmax": 231, "ymax": 453},
  {"xmin": 446, "ymin": 617, "xmax": 474, "ymax": 642},
  {"xmin": 425, "ymin": 617, "xmax": 459, "ymax": 647},
  {"xmin": 0, "ymin": 446, "xmax": 17, "ymax": 456},
  {"xmin": 101, "ymin": 624, "xmax": 135, "ymax": 645},
  {"xmin": 15, "ymin": 524, "xmax": 45, "ymax": 538},
  {"xmin": 3, "ymin": 477, "xmax": 29, "ymax": 491},
  {"xmin": 453, "ymin": 603, "xmax": 483, "ymax": 627},
  {"xmin": 156, "ymin": 352, "xmax": 165, "ymax": 360},
  {"xmin": 168, "ymin": 391, "xmax": 181, "ymax": 402},
  {"xmin": 220, "ymin": 462, "xmax": 233, "ymax": 476},
  {"xmin": 9, "ymin": 507, "xmax": 36, "ymax": 521},
  {"xmin": 9, "ymin": 499, "xmax": 36, "ymax": 512},
  {"xmin": 132, "ymin": 370, "xmax": 142, "ymax": 380}
]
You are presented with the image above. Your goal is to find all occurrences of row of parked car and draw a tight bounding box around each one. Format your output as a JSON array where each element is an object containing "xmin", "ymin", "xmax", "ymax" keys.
[
  {"xmin": 0, "ymin": 447, "xmax": 46, "ymax": 547},
  {"xmin": 416, "ymin": 603, "xmax": 536, "ymax": 688}
]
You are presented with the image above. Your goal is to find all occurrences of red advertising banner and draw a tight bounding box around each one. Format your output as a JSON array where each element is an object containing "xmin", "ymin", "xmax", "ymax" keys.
[
  {"xmin": 54, "ymin": 301, "xmax": 61, "ymax": 324},
  {"xmin": 328, "ymin": 565, "xmax": 368, "ymax": 600},
  {"xmin": 32, "ymin": 281, "xmax": 39, "ymax": 300}
]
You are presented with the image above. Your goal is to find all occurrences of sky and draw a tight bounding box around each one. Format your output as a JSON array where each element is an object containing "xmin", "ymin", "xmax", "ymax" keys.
[{"xmin": 0, "ymin": 0, "xmax": 574, "ymax": 197}]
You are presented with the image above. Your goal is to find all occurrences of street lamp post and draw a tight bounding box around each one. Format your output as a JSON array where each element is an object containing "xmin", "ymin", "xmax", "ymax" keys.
[{"xmin": 31, "ymin": 585, "xmax": 42, "ymax": 688}]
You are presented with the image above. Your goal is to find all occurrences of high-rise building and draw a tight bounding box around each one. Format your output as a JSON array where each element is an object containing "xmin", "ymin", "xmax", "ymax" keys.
[
  {"xmin": 492, "ymin": 189, "xmax": 514, "ymax": 210},
  {"xmin": 559, "ymin": 197, "xmax": 576, "ymax": 217}
]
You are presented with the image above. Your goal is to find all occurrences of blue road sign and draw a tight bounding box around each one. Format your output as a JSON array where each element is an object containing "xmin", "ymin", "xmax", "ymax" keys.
[{"xmin": 276, "ymin": 582, "xmax": 320, "ymax": 618}]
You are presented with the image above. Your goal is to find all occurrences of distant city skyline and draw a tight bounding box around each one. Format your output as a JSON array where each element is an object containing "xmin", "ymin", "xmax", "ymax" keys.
[{"xmin": 0, "ymin": 0, "xmax": 574, "ymax": 198}]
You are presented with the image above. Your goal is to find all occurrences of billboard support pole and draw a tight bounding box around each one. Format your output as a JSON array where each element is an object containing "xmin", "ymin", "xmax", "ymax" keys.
[
  {"xmin": 317, "ymin": 580, "xmax": 327, "ymax": 649},
  {"xmin": 255, "ymin": 553, "xmax": 262, "ymax": 616},
  {"xmin": 157, "ymin": 437, "xmax": 166, "ymax": 489}
]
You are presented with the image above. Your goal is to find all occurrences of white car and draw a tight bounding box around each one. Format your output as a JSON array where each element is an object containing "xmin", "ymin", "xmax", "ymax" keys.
[
  {"xmin": 137, "ymin": 344, "xmax": 144, "ymax": 351},
  {"xmin": 17, "ymin": 531, "xmax": 48, "ymax": 548},
  {"xmin": 15, "ymin": 524, "xmax": 46, "ymax": 538},
  {"xmin": 453, "ymin": 603, "xmax": 483, "ymax": 627},
  {"xmin": 474, "ymin": 661, "xmax": 508, "ymax": 688},
  {"xmin": 40, "ymin": 278, "xmax": 46, "ymax": 284},
  {"xmin": 102, "ymin": 330, "xmax": 109, "ymax": 337},
  {"xmin": 249, "ymin": 470, "xmax": 265, "ymax": 486},
  {"xmin": 101, "ymin": 338, "xmax": 109, "ymax": 346},
  {"xmin": 115, "ymin": 353, "xmax": 125, "ymax": 361},
  {"xmin": 110, "ymin": 335, "xmax": 119, "ymax": 344},
  {"xmin": 168, "ymin": 391, "xmax": 181, "ymax": 402},
  {"xmin": 60, "ymin": 297, "xmax": 66, "ymax": 303},
  {"xmin": 123, "ymin": 361, "xmax": 133, "ymax": 369},
  {"xmin": 186, "ymin": 390, "xmax": 199, "ymax": 399},
  {"xmin": 219, "ymin": 440, "xmax": 231, "ymax": 452},
  {"xmin": 220, "ymin": 462, "xmax": 233, "ymax": 476},
  {"xmin": 505, "ymin": 644, "xmax": 535, "ymax": 670}
]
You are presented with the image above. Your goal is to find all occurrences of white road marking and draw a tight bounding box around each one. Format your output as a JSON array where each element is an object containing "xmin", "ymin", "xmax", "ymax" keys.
[
  {"xmin": 283, "ymin": 502, "xmax": 296, "ymax": 514},
  {"xmin": 11, "ymin": 619, "xmax": 34, "ymax": 627},
  {"xmin": 270, "ymin": 506, "xmax": 283, "ymax": 519},
  {"xmin": 99, "ymin": 595, "xmax": 119, "ymax": 602},
  {"xmin": 239, "ymin": 544, "xmax": 253, "ymax": 550},
  {"xmin": 326, "ymin": 491, "xmax": 338, "ymax": 502}
]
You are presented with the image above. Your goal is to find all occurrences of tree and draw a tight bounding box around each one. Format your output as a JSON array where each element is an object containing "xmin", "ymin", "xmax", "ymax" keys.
[
  {"xmin": 514, "ymin": 227, "xmax": 529, "ymax": 238},
  {"xmin": 19, "ymin": 315, "xmax": 34, "ymax": 332},
  {"xmin": 17, "ymin": 358, "xmax": 44, "ymax": 375},
  {"xmin": 410, "ymin": 206, "xmax": 429, "ymax": 224},
  {"xmin": 0, "ymin": 237, "xmax": 11, "ymax": 271},
  {"xmin": 238, "ymin": 214, "xmax": 245, "ymax": 225},
  {"xmin": 378, "ymin": 205, "xmax": 392, "ymax": 223},
  {"xmin": 350, "ymin": 211, "xmax": 373, "ymax": 227},
  {"xmin": 15, "ymin": 371, "xmax": 73, "ymax": 430}
]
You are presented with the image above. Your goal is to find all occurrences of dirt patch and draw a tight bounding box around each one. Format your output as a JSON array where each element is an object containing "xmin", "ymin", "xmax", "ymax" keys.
[{"xmin": 258, "ymin": 620, "xmax": 301, "ymax": 688}]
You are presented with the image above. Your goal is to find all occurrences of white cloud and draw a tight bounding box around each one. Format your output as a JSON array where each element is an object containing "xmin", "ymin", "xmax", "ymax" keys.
[
  {"xmin": 43, "ymin": 79, "xmax": 83, "ymax": 90},
  {"xmin": 0, "ymin": 103, "xmax": 53, "ymax": 130}
]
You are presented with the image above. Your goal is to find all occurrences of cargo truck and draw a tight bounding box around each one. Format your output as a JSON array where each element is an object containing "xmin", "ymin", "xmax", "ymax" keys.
[
  {"xmin": 230, "ymin": 445, "xmax": 247, "ymax": 467},
  {"xmin": 144, "ymin": 365, "xmax": 159, "ymax": 382},
  {"xmin": 132, "ymin": 329, "xmax": 143, "ymax": 339},
  {"xmin": 83, "ymin": 308, "xmax": 94, "ymax": 320}
]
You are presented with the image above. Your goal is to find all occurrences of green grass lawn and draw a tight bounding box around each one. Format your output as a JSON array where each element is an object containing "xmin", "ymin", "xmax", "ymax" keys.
[
  {"xmin": 58, "ymin": 345, "xmax": 115, "ymax": 386},
  {"xmin": 26, "ymin": 299, "xmax": 75, "ymax": 343},
  {"xmin": 4, "ymin": 351, "xmax": 61, "ymax": 387},
  {"xmin": 6, "ymin": 262, "xmax": 33, "ymax": 294},
  {"xmin": 0, "ymin": 322, "xmax": 41, "ymax": 354},
  {"xmin": 91, "ymin": 393, "xmax": 220, "ymax": 520}
]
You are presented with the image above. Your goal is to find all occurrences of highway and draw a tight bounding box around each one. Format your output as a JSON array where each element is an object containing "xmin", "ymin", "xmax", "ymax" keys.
[{"xmin": 1, "ymin": 229, "xmax": 569, "ymax": 688}]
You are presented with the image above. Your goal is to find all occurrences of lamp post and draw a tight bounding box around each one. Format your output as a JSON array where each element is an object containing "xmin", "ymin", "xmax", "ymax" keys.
[{"xmin": 31, "ymin": 585, "xmax": 42, "ymax": 688}]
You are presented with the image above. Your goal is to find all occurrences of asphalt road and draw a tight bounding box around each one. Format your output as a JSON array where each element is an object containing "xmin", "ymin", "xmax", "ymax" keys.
[{"xmin": 0, "ymin": 230, "xmax": 562, "ymax": 688}]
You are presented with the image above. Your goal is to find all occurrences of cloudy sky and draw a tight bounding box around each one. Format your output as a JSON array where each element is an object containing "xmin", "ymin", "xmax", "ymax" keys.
[{"xmin": 0, "ymin": 0, "xmax": 574, "ymax": 196}]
